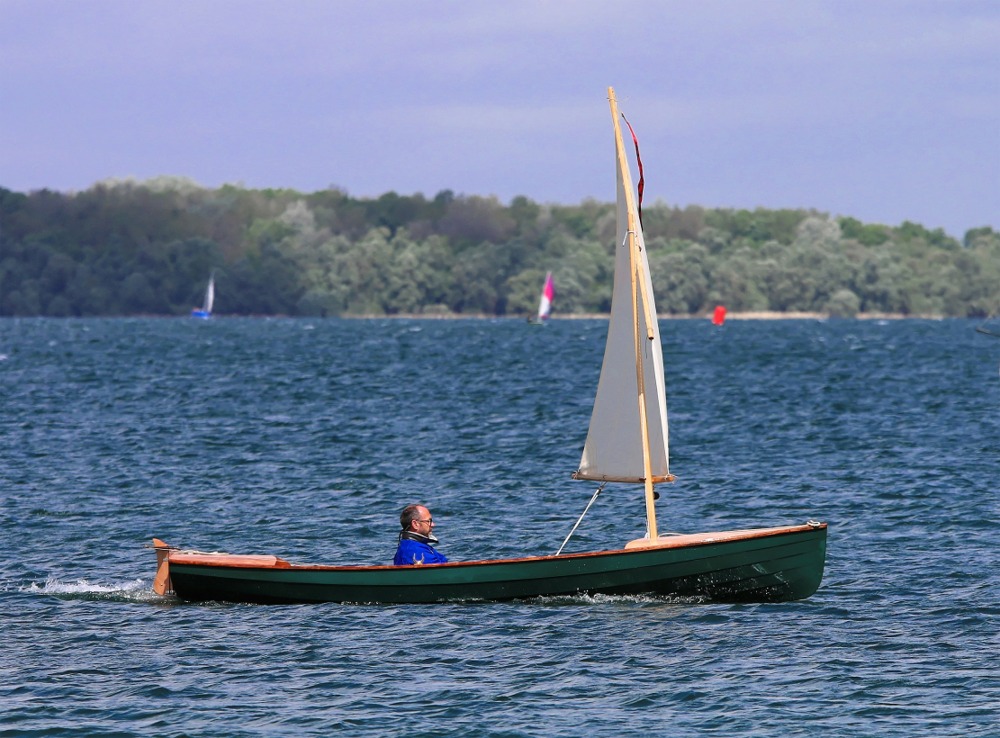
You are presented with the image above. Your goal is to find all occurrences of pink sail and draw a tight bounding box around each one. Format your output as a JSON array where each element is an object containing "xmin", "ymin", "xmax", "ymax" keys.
[{"xmin": 537, "ymin": 272, "xmax": 555, "ymax": 321}]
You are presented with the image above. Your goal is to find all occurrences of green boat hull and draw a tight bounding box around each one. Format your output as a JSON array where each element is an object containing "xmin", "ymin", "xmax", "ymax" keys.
[{"xmin": 163, "ymin": 524, "xmax": 827, "ymax": 605}]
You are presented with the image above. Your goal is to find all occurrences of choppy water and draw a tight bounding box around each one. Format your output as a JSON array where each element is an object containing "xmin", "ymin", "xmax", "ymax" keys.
[{"xmin": 1, "ymin": 317, "xmax": 997, "ymax": 736}]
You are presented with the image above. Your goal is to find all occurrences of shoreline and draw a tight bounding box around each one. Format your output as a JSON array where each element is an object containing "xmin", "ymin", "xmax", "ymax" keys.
[
  {"xmin": 0, "ymin": 312, "xmax": 960, "ymax": 320},
  {"xmin": 339, "ymin": 311, "xmax": 949, "ymax": 321}
]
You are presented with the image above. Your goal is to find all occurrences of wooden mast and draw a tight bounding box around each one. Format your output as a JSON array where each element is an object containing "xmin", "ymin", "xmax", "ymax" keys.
[{"xmin": 608, "ymin": 86, "xmax": 659, "ymax": 540}]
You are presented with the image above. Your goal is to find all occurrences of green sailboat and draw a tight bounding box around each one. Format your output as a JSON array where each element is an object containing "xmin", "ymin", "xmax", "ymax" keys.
[{"xmin": 152, "ymin": 87, "xmax": 827, "ymax": 604}]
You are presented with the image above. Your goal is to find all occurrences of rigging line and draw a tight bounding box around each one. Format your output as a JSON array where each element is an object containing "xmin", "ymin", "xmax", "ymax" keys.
[{"xmin": 555, "ymin": 482, "xmax": 606, "ymax": 556}]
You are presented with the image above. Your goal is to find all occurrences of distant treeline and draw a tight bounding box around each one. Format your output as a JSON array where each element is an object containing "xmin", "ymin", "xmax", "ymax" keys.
[{"xmin": 1, "ymin": 178, "xmax": 998, "ymax": 317}]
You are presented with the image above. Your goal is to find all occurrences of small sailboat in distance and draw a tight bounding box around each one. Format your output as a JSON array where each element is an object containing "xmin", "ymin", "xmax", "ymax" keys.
[
  {"xmin": 150, "ymin": 88, "xmax": 826, "ymax": 604},
  {"xmin": 191, "ymin": 272, "xmax": 215, "ymax": 319},
  {"xmin": 529, "ymin": 272, "xmax": 555, "ymax": 324}
]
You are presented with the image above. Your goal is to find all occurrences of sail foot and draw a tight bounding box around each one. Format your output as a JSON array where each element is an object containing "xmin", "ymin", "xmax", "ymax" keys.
[{"xmin": 572, "ymin": 471, "xmax": 674, "ymax": 484}]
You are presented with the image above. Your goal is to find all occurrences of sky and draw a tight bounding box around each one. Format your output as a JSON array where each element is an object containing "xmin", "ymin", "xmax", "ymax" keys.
[{"xmin": 2, "ymin": 0, "xmax": 997, "ymax": 239}]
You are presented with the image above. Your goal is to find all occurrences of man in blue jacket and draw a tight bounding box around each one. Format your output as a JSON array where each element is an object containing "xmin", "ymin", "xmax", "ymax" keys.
[{"xmin": 393, "ymin": 504, "xmax": 449, "ymax": 565}]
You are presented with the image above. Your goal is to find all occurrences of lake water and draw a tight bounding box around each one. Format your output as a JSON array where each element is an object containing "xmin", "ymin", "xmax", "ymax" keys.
[{"xmin": 1, "ymin": 317, "xmax": 997, "ymax": 736}]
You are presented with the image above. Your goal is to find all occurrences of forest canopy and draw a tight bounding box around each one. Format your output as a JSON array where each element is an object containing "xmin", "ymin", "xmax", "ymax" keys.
[{"xmin": 1, "ymin": 179, "xmax": 997, "ymax": 318}]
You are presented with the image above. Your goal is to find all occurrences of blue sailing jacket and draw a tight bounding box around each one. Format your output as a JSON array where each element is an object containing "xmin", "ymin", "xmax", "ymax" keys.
[{"xmin": 394, "ymin": 537, "xmax": 448, "ymax": 566}]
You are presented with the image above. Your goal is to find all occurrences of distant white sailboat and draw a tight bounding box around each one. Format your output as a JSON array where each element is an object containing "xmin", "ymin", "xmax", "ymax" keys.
[{"xmin": 191, "ymin": 273, "xmax": 215, "ymax": 319}]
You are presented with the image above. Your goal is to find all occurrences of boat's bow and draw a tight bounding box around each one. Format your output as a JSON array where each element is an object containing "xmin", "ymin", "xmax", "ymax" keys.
[
  {"xmin": 623, "ymin": 521, "xmax": 826, "ymax": 550},
  {"xmin": 624, "ymin": 521, "xmax": 828, "ymax": 601}
]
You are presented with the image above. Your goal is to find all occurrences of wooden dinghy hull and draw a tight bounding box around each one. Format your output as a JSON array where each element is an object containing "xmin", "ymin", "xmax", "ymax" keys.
[{"xmin": 152, "ymin": 522, "xmax": 826, "ymax": 605}]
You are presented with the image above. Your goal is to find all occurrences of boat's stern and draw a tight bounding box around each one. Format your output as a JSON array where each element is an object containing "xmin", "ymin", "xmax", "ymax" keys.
[{"xmin": 151, "ymin": 538, "xmax": 174, "ymax": 595}]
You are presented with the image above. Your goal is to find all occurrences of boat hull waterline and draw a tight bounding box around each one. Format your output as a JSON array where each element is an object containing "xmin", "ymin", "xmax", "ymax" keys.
[{"xmin": 153, "ymin": 523, "xmax": 826, "ymax": 605}]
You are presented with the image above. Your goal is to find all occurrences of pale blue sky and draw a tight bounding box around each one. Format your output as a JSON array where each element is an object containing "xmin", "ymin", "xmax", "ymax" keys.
[{"xmin": 2, "ymin": 0, "xmax": 997, "ymax": 238}]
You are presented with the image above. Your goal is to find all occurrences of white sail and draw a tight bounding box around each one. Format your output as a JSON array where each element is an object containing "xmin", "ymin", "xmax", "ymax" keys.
[
  {"xmin": 203, "ymin": 275, "xmax": 215, "ymax": 315},
  {"xmin": 575, "ymin": 90, "xmax": 670, "ymax": 485}
]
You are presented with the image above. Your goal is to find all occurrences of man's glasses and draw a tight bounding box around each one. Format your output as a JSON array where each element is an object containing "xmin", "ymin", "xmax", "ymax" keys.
[{"xmin": 415, "ymin": 518, "xmax": 434, "ymax": 524}]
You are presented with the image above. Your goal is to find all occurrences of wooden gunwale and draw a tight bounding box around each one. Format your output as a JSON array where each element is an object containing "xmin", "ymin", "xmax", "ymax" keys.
[{"xmin": 161, "ymin": 523, "xmax": 825, "ymax": 572}]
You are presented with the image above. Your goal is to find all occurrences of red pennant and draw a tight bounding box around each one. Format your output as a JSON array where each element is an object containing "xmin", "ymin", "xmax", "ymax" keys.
[{"xmin": 621, "ymin": 113, "xmax": 644, "ymax": 227}]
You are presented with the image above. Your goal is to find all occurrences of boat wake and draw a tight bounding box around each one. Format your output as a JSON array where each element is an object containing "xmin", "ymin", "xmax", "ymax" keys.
[
  {"xmin": 532, "ymin": 592, "xmax": 709, "ymax": 606},
  {"xmin": 23, "ymin": 577, "xmax": 163, "ymax": 603}
]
